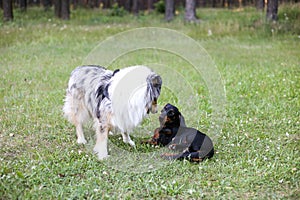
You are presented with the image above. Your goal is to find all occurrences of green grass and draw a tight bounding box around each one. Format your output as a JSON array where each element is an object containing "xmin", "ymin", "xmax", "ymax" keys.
[{"xmin": 1, "ymin": 4, "xmax": 300, "ymax": 199}]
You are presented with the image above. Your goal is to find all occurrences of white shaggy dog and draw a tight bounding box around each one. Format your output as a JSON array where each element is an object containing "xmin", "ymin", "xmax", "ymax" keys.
[{"xmin": 63, "ymin": 65, "xmax": 162, "ymax": 159}]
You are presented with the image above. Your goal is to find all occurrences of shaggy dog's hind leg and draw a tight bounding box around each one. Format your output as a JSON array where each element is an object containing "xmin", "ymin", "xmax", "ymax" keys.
[
  {"xmin": 75, "ymin": 122, "xmax": 87, "ymax": 144},
  {"xmin": 63, "ymin": 91, "xmax": 88, "ymax": 144},
  {"xmin": 121, "ymin": 132, "xmax": 135, "ymax": 147}
]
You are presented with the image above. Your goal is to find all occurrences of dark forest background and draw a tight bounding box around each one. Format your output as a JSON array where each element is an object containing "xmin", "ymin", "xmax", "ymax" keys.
[{"xmin": 1, "ymin": 0, "xmax": 299, "ymax": 22}]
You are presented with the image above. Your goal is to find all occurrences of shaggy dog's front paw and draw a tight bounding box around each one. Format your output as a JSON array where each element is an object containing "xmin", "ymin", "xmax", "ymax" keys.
[
  {"xmin": 93, "ymin": 146, "xmax": 108, "ymax": 160},
  {"xmin": 77, "ymin": 138, "xmax": 87, "ymax": 144},
  {"xmin": 127, "ymin": 139, "xmax": 136, "ymax": 147}
]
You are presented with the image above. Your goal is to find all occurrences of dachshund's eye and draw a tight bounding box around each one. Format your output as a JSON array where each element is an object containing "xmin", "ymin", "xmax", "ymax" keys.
[{"xmin": 167, "ymin": 110, "xmax": 175, "ymax": 117}]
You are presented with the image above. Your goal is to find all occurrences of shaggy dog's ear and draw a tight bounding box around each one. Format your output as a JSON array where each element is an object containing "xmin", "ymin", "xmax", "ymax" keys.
[{"xmin": 147, "ymin": 73, "xmax": 162, "ymax": 88}]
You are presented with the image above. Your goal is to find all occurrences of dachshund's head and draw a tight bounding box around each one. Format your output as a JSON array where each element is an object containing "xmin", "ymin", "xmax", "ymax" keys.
[
  {"xmin": 142, "ymin": 103, "xmax": 186, "ymax": 146},
  {"xmin": 159, "ymin": 103, "xmax": 186, "ymax": 128}
]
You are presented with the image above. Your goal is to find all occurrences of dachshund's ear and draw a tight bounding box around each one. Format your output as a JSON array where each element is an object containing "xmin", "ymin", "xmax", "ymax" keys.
[{"xmin": 179, "ymin": 114, "xmax": 186, "ymax": 127}]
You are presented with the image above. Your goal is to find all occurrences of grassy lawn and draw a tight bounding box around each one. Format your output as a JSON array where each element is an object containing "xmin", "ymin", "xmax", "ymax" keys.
[{"xmin": 0, "ymin": 4, "xmax": 299, "ymax": 199}]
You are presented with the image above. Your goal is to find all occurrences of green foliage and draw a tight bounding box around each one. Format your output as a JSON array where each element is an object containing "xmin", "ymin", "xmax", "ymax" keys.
[
  {"xmin": 154, "ymin": 0, "xmax": 165, "ymax": 14},
  {"xmin": 0, "ymin": 4, "xmax": 299, "ymax": 199},
  {"xmin": 109, "ymin": 3, "xmax": 128, "ymax": 17},
  {"xmin": 279, "ymin": 3, "xmax": 300, "ymax": 22},
  {"xmin": 277, "ymin": 3, "xmax": 300, "ymax": 34}
]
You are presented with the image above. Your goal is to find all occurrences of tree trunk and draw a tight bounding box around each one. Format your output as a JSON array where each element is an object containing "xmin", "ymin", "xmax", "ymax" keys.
[
  {"xmin": 3, "ymin": 0, "xmax": 13, "ymax": 21},
  {"xmin": 266, "ymin": 0, "xmax": 278, "ymax": 21},
  {"xmin": 228, "ymin": 0, "xmax": 233, "ymax": 9},
  {"xmin": 43, "ymin": 0, "xmax": 52, "ymax": 11},
  {"xmin": 185, "ymin": 0, "xmax": 198, "ymax": 22},
  {"xmin": 222, "ymin": 0, "xmax": 226, "ymax": 8},
  {"xmin": 165, "ymin": 0, "xmax": 174, "ymax": 22},
  {"xmin": 212, "ymin": 0, "xmax": 216, "ymax": 7},
  {"xmin": 132, "ymin": 0, "xmax": 139, "ymax": 16},
  {"xmin": 105, "ymin": 0, "xmax": 112, "ymax": 8},
  {"xmin": 54, "ymin": 0, "xmax": 62, "ymax": 18},
  {"xmin": 72, "ymin": 0, "xmax": 78, "ymax": 9},
  {"xmin": 55, "ymin": 0, "xmax": 70, "ymax": 20},
  {"xmin": 88, "ymin": 0, "xmax": 95, "ymax": 8},
  {"xmin": 147, "ymin": 0, "xmax": 153, "ymax": 11},
  {"xmin": 20, "ymin": 0, "xmax": 27, "ymax": 12},
  {"xmin": 61, "ymin": 0, "xmax": 70, "ymax": 20},
  {"xmin": 238, "ymin": 0, "xmax": 242, "ymax": 8},
  {"xmin": 124, "ymin": 0, "xmax": 132, "ymax": 11},
  {"xmin": 28, "ymin": 0, "xmax": 41, "ymax": 5},
  {"xmin": 256, "ymin": 0, "xmax": 265, "ymax": 11},
  {"xmin": 95, "ymin": 0, "xmax": 101, "ymax": 8}
]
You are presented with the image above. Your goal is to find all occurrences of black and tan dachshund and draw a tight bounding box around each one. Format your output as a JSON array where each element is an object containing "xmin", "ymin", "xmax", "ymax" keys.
[{"xmin": 143, "ymin": 103, "xmax": 214, "ymax": 162}]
